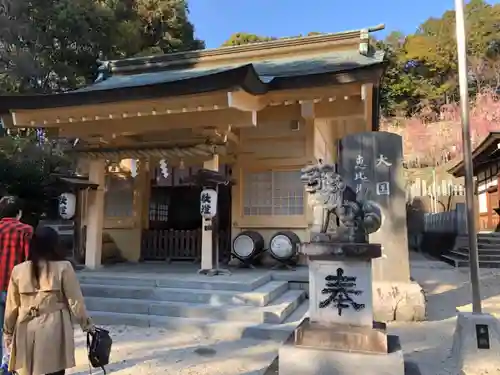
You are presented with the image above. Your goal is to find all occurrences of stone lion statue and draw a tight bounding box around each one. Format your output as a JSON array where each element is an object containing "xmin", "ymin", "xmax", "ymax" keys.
[{"xmin": 300, "ymin": 160, "xmax": 382, "ymax": 243}]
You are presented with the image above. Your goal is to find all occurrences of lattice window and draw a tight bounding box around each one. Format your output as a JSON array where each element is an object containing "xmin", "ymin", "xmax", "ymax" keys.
[
  {"xmin": 104, "ymin": 173, "xmax": 134, "ymax": 217},
  {"xmin": 243, "ymin": 170, "xmax": 304, "ymax": 216}
]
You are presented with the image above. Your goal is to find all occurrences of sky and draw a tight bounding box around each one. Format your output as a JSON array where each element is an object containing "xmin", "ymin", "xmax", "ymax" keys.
[{"xmin": 189, "ymin": 0, "xmax": 499, "ymax": 49}]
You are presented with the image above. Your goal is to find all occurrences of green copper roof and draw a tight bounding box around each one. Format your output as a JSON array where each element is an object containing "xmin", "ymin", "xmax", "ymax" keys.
[
  {"xmin": 0, "ymin": 24, "xmax": 388, "ymax": 111},
  {"xmin": 77, "ymin": 49, "xmax": 385, "ymax": 93},
  {"xmin": 0, "ymin": 49, "xmax": 385, "ymax": 111}
]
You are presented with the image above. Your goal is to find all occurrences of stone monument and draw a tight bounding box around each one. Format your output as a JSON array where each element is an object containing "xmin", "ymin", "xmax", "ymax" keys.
[
  {"xmin": 337, "ymin": 131, "xmax": 426, "ymax": 322},
  {"xmin": 278, "ymin": 160, "xmax": 405, "ymax": 375}
]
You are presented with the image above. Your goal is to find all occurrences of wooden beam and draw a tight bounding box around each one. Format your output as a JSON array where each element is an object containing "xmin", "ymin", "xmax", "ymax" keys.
[
  {"xmin": 77, "ymin": 144, "xmax": 226, "ymax": 160},
  {"xmin": 0, "ymin": 114, "xmax": 14, "ymax": 129},
  {"xmin": 9, "ymin": 91, "xmax": 230, "ymax": 128},
  {"xmin": 221, "ymin": 125, "xmax": 240, "ymax": 144},
  {"xmin": 228, "ymin": 90, "xmax": 267, "ymax": 111},
  {"xmin": 195, "ymin": 125, "xmax": 240, "ymax": 145},
  {"xmin": 58, "ymin": 104, "xmax": 302, "ymax": 138},
  {"xmin": 258, "ymin": 103, "xmax": 302, "ymax": 122},
  {"xmin": 58, "ymin": 108, "xmax": 257, "ymax": 137},
  {"xmin": 314, "ymin": 96, "xmax": 364, "ymax": 118},
  {"xmin": 264, "ymin": 82, "xmax": 363, "ymax": 105},
  {"xmin": 9, "ymin": 83, "xmax": 365, "ymax": 129}
]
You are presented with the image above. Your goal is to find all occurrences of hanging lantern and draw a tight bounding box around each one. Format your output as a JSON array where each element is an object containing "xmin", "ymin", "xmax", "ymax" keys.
[
  {"xmin": 200, "ymin": 189, "xmax": 217, "ymax": 219},
  {"xmin": 58, "ymin": 193, "xmax": 76, "ymax": 220},
  {"xmin": 159, "ymin": 159, "xmax": 169, "ymax": 178}
]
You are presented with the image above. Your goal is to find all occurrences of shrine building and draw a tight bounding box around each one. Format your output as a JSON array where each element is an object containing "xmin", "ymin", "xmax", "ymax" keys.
[{"xmin": 0, "ymin": 25, "xmax": 387, "ymax": 270}]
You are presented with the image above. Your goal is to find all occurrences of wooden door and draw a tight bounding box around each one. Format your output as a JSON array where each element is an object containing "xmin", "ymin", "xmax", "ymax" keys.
[{"xmin": 488, "ymin": 187, "xmax": 499, "ymax": 230}]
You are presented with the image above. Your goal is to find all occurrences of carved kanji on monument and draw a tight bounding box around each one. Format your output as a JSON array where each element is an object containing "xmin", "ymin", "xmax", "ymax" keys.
[{"xmin": 319, "ymin": 267, "xmax": 365, "ymax": 315}]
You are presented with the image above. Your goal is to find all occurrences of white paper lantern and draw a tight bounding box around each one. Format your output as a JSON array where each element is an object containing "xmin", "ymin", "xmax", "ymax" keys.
[
  {"xmin": 58, "ymin": 192, "xmax": 76, "ymax": 220},
  {"xmin": 200, "ymin": 189, "xmax": 217, "ymax": 218}
]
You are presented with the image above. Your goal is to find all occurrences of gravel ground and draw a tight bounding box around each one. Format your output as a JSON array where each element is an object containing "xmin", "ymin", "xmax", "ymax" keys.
[
  {"xmin": 68, "ymin": 328, "xmax": 281, "ymax": 375},
  {"xmin": 66, "ymin": 258, "xmax": 500, "ymax": 375},
  {"xmin": 391, "ymin": 259, "xmax": 500, "ymax": 375}
]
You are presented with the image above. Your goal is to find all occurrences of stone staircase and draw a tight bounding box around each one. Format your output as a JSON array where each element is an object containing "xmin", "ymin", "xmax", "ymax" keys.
[
  {"xmin": 78, "ymin": 272, "xmax": 307, "ymax": 341},
  {"xmin": 442, "ymin": 232, "xmax": 500, "ymax": 268}
]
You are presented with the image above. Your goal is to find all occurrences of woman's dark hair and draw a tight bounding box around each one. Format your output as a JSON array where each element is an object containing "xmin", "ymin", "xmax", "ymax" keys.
[{"xmin": 29, "ymin": 226, "xmax": 65, "ymax": 286}]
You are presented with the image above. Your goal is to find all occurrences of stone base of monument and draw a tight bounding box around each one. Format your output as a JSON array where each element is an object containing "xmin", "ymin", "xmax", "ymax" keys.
[
  {"xmin": 278, "ymin": 240, "xmax": 406, "ymax": 375},
  {"xmin": 373, "ymin": 280, "xmax": 427, "ymax": 322},
  {"xmin": 278, "ymin": 319, "xmax": 404, "ymax": 375},
  {"xmin": 449, "ymin": 312, "xmax": 500, "ymax": 375}
]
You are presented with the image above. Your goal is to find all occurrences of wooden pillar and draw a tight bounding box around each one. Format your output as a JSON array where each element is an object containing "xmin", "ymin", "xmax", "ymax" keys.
[
  {"xmin": 133, "ymin": 159, "xmax": 150, "ymax": 230},
  {"xmin": 85, "ymin": 159, "xmax": 105, "ymax": 269},
  {"xmin": 200, "ymin": 154, "xmax": 219, "ymax": 271},
  {"xmin": 362, "ymin": 83, "xmax": 374, "ymax": 131}
]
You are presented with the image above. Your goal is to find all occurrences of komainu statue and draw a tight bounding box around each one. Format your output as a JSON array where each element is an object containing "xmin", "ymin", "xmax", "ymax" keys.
[{"xmin": 300, "ymin": 160, "xmax": 382, "ymax": 243}]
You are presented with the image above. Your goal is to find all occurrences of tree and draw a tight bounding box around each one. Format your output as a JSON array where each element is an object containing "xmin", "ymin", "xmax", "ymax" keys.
[
  {"xmin": 0, "ymin": 0, "xmax": 204, "ymax": 94},
  {"xmin": 221, "ymin": 31, "xmax": 323, "ymax": 47},
  {"xmin": 402, "ymin": 0, "xmax": 500, "ymax": 109},
  {"xmin": 222, "ymin": 33, "xmax": 275, "ymax": 47},
  {"xmin": 108, "ymin": 0, "xmax": 205, "ymax": 57},
  {"xmin": 0, "ymin": 130, "xmax": 72, "ymax": 226},
  {"xmin": 0, "ymin": 0, "xmax": 119, "ymax": 93},
  {"xmin": 381, "ymin": 89, "xmax": 500, "ymax": 167}
]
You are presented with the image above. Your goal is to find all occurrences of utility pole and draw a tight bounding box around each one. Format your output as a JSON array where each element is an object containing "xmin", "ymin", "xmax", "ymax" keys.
[{"xmin": 454, "ymin": 0, "xmax": 482, "ymax": 313}]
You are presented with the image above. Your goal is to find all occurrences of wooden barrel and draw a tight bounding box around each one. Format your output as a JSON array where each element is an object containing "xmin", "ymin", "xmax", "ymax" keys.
[
  {"xmin": 268, "ymin": 231, "xmax": 300, "ymax": 260},
  {"xmin": 232, "ymin": 231, "xmax": 265, "ymax": 261}
]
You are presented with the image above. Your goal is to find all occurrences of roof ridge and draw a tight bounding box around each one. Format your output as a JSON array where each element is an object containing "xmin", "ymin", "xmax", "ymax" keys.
[{"xmin": 98, "ymin": 24, "xmax": 385, "ymax": 76}]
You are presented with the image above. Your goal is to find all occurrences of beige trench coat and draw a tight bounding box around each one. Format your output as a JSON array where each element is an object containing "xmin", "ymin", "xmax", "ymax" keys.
[{"xmin": 3, "ymin": 260, "xmax": 93, "ymax": 375}]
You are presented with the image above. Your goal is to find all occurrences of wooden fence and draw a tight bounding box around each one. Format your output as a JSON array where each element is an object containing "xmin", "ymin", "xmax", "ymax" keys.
[
  {"xmin": 140, "ymin": 229, "xmax": 231, "ymax": 263},
  {"xmin": 423, "ymin": 203, "xmax": 467, "ymax": 234}
]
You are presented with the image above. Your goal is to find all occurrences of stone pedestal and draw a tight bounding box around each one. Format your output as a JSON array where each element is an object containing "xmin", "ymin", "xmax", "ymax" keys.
[
  {"xmin": 279, "ymin": 242, "xmax": 405, "ymax": 375},
  {"xmin": 449, "ymin": 312, "xmax": 500, "ymax": 375},
  {"xmin": 279, "ymin": 333, "xmax": 404, "ymax": 375}
]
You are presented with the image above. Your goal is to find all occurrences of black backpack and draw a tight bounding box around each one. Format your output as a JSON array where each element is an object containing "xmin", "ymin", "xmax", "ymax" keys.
[{"xmin": 87, "ymin": 328, "xmax": 112, "ymax": 374}]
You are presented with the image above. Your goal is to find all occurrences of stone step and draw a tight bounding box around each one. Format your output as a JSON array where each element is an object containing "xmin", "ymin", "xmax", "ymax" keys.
[
  {"xmin": 450, "ymin": 250, "xmax": 500, "ymax": 262},
  {"xmin": 455, "ymin": 247, "xmax": 500, "ymax": 256},
  {"xmin": 456, "ymin": 236, "xmax": 500, "ymax": 243},
  {"xmin": 478, "ymin": 232, "xmax": 500, "ymax": 236},
  {"xmin": 442, "ymin": 254, "xmax": 500, "ymax": 268},
  {"xmin": 88, "ymin": 300, "xmax": 309, "ymax": 342},
  {"xmin": 78, "ymin": 272, "xmax": 271, "ymax": 292},
  {"xmin": 84, "ymin": 289, "xmax": 306, "ymax": 324},
  {"xmin": 81, "ymin": 280, "xmax": 289, "ymax": 307},
  {"xmin": 478, "ymin": 241, "xmax": 500, "ymax": 247},
  {"xmin": 456, "ymin": 245, "xmax": 500, "ymax": 252},
  {"xmin": 457, "ymin": 233, "xmax": 500, "ymax": 239}
]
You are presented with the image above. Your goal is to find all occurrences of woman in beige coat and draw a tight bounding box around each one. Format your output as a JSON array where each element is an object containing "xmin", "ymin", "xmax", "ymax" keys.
[{"xmin": 3, "ymin": 226, "xmax": 94, "ymax": 375}]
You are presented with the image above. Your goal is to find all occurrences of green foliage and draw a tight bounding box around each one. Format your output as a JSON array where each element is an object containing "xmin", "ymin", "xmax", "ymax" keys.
[
  {"xmin": 222, "ymin": 33, "xmax": 276, "ymax": 47},
  {"xmin": 0, "ymin": 0, "xmax": 204, "ymax": 94},
  {"xmin": 221, "ymin": 31, "xmax": 324, "ymax": 47},
  {"xmin": 382, "ymin": 0, "xmax": 500, "ymax": 116},
  {"xmin": 0, "ymin": 132, "xmax": 72, "ymax": 226}
]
